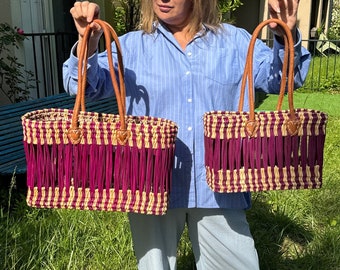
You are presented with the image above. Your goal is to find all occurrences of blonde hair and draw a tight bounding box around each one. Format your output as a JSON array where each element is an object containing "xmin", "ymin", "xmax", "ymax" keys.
[{"xmin": 139, "ymin": 0, "xmax": 222, "ymax": 36}]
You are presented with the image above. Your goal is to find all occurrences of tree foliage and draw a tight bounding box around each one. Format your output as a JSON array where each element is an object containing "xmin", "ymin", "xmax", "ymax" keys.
[
  {"xmin": 0, "ymin": 23, "xmax": 35, "ymax": 103},
  {"xmin": 110, "ymin": 0, "xmax": 243, "ymax": 35},
  {"xmin": 219, "ymin": 0, "xmax": 243, "ymax": 22},
  {"xmin": 111, "ymin": 0, "xmax": 141, "ymax": 35},
  {"xmin": 329, "ymin": 0, "xmax": 340, "ymax": 39}
]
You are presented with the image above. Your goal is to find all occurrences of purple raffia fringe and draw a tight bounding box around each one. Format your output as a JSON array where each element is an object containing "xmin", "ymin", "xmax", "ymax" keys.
[
  {"xmin": 203, "ymin": 109, "xmax": 328, "ymax": 193},
  {"xmin": 22, "ymin": 108, "xmax": 178, "ymax": 215}
]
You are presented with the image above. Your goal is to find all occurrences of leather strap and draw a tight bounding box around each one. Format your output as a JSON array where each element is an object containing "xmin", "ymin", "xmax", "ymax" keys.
[
  {"xmin": 68, "ymin": 19, "xmax": 130, "ymax": 144},
  {"xmin": 238, "ymin": 18, "xmax": 300, "ymax": 137}
]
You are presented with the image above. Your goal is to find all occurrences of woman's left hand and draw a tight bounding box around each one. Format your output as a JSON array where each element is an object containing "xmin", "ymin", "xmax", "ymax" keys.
[{"xmin": 268, "ymin": 0, "xmax": 300, "ymax": 38}]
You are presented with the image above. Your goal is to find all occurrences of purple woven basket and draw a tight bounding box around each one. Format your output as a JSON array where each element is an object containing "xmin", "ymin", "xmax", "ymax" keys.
[
  {"xmin": 203, "ymin": 19, "xmax": 327, "ymax": 193},
  {"xmin": 21, "ymin": 20, "xmax": 178, "ymax": 215}
]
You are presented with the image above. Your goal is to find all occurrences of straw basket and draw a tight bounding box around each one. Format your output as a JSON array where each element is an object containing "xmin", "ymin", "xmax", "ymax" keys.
[
  {"xmin": 22, "ymin": 20, "xmax": 178, "ymax": 215},
  {"xmin": 203, "ymin": 19, "xmax": 327, "ymax": 193}
]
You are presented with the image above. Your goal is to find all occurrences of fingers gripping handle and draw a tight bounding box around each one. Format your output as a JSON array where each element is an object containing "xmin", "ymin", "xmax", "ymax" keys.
[{"xmin": 67, "ymin": 19, "xmax": 130, "ymax": 144}]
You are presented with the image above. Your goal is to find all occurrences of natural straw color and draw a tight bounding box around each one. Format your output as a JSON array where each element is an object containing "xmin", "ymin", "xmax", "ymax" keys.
[
  {"xmin": 203, "ymin": 19, "xmax": 327, "ymax": 193},
  {"xmin": 22, "ymin": 20, "xmax": 178, "ymax": 215}
]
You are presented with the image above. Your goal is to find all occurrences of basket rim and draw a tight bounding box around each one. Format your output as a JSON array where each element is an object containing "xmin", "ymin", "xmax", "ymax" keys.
[{"xmin": 21, "ymin": 108, "xmax": 179, "ymax": 129}]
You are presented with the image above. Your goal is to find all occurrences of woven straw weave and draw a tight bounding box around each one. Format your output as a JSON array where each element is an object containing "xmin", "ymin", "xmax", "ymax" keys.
[
  {"xmin": 204, "ymin": 109, "xmax": 327, "ymax": 192},
  {"xmin": 203, "ymin": 19, "xmax": 327, "ymax": 193},
  {"xmin": 22, "ymin": 20, "xmax": 178, "ymax": 215}
]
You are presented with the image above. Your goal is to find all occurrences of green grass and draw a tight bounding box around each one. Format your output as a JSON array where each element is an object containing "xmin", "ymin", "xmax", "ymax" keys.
[
  {"xmin": 250, "ymin": 91, "xmax": 340, "ymax": 269},
  {"xmin": 1, "ymin": 91, "xmax": 339, "ymax": 270},
  {"xmin": 302, "ymin": 55, "xmax": 340, "ymax": 92},
  {"xmin": 0, "ymin": 180, "xmax": 137, "ymax": 270}
]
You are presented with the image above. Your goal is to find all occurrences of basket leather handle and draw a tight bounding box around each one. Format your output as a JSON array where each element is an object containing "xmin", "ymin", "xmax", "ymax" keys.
[
  {"xmin": 68, "ymin": 19, "xmax": 130, "ymax": 144},
  {"xmin": 238, "ymin": 18, "xmax": 300, "ymax": 137}
]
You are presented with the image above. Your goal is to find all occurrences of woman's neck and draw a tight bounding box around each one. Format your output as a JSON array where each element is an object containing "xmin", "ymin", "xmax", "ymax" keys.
[
  {"xmin": 162, "ymin": 21, "xmax": 194, "ymax": 50},
  {"xmin": 173, "ymin": 31, "xmax": 192, "ymax": 50}
]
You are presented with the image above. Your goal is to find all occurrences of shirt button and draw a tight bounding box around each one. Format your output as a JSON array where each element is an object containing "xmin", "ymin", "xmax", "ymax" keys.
[
  {"xmin": 187, "ymin": 52, "xmax": 192, "ymax": 57},
  {"xmin": 187, "ymin": 98, "xmax": 192, "ymax": 103},
  {"xmin": 186, "ymin": 71, "xmax": 191, "ymax": 75},
  {"xmin": 187, "ymin": 126, "xmax": 193, "ymax": 131}
]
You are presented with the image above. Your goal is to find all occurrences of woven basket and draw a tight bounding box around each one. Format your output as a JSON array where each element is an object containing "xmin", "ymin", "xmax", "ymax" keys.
[
  {"xmin": 22, "ymin": 20, "xmax": 178, "ymax": 215},
  {"xmin": 203, "ymin": 19, "xmax": 327, "ymax": 193}
]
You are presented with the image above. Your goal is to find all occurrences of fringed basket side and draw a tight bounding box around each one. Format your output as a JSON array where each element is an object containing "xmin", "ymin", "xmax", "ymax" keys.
[
  {"xmin": 23, "ymin": 109, "xmax": 178, "ymax": 215},
  {"xmin": 203, "ymin": 18, "xmax": 328, "ymax": 193},
  {"xmin": 204, "ymin": 109, "xmax": 327, "ymax": 193},
  {"xmin": 22, "ymin": 19, "xmax": 178, "ymax": 215}
]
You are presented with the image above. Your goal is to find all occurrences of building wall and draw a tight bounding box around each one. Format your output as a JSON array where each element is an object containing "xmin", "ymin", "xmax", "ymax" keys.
[
  {"xmin": 297, "ymin": 0, "xmax": 313, "ymax": 44},
  {"xmin": 0, "ymin": 0, "xmax": 116, "ymax": 105},
  {"xmin": 234, "ymin": 0, "xmax": 312, "ymax": 48},
  {"xmin": 0, "ymin": 0, "xmax": 11, "ymax": 23},
  {"xmin": 0, "ymin": 0, "xmax": 16, "ymax": 105}
]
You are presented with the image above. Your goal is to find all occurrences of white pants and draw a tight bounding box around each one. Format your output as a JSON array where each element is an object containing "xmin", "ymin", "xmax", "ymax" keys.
[{"xmin": 128, "ymin": 208, "xmax": 259, "ymax": 270}]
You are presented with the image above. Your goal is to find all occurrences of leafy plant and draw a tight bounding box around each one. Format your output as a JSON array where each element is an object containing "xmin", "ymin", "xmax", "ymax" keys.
[
  {"xmin": 110, "ymin": 0, "xmax": 244, "ymax": 35},
  {"xmin": 219, "ymin": 0, "xmax": 243, "ymax": 22},
  {"xmin": 328, "ymin": 0, "xmax": 340, "ymax": 39},
  {"xmin": 0, "ymin": 23, "xmax": 35, "ymax": 103},
  {"xmin": 111, "ymin": 0, "xmax": 141, "ymax": 35},
  {"xmin": 302, "ymin": 55, "xmax": 340, "ymax": 92}
]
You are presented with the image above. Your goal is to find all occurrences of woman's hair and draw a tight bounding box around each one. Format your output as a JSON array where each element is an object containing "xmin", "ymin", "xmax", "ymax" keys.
[{"xmin": 139, "ymin": 0, "xmax": 222, "ymax": 36}]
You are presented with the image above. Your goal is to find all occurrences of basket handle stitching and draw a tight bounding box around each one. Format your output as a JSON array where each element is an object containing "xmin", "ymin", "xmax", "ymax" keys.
[
  {"xmin": 238, "ymin": 18, "xmax": 300, "ymax": 137},
  {"xmin": 67, "ymin": 19, "xmax": 130, "ymax": 145}
]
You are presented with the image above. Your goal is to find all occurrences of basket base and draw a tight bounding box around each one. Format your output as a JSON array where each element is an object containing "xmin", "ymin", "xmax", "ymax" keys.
[
  {"xmin": 206, "ymin": 165, "xmax": 322, "ymax": 193},
  {"xmin": 26, "ymin": 187, "xmax": 168, "ymax": 215}
]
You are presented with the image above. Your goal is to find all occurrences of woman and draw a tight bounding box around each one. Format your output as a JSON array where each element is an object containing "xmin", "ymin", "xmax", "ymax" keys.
[{"xmin": 63, "ymin": 0, "xmax": 310, "ymax": 269}]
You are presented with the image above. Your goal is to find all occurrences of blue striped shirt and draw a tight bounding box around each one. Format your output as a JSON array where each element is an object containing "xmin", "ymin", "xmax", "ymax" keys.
[{"xmin": 63, "ymin": 23, "xmax": 311, "ymax": 210}]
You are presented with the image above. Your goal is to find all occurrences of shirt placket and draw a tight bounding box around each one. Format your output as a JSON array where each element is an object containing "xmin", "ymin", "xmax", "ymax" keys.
[{"xmin": 182, "ymin": 47, "xmax": 198, "ymax": 207}]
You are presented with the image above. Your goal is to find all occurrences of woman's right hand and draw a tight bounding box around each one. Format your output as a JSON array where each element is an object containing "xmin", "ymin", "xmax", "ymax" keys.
[{"xmin": 70, "ymin": 1, "xmax": 102, "ymax": 56}]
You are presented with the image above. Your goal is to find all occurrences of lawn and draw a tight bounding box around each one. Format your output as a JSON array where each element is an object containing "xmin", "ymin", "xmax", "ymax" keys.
[
  {"xmin": 250, "ymin": 90, "xmax": 340, "ymax": 269},
  {"xmin": 0, "ymin": 91, "xmax": 339, "ymax": 270}
]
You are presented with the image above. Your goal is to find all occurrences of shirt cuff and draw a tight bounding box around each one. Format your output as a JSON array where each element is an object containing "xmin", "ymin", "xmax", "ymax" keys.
[
  {"xmin": 274, "ymin": 28, "xmax": 303, "ymax": 69},
  {"xmin": 274, "ymin": 28, "xmax": 302, "ymax": 48},
  {"xmin": 68, "ymin": 41, "xmax": 99, "ymax": 81}
]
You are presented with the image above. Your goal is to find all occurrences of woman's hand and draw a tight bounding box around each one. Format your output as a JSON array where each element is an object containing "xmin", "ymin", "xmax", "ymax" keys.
[
  {"xmin": 268, "ymin": 0, "xmax": 300, "ymax": 41},
  {"xmin": 70, "ymin": 1, "xmax": 102, "ymax": 56}
]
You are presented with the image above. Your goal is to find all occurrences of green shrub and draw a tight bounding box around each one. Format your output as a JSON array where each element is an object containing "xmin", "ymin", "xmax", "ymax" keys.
[
  {"xmin": 0, "ymin": 23, "xmax": 35, "ymax": 103},
  {"xmin": 302, "ymin": 55, "xmax": 340, "ymax": 92}
]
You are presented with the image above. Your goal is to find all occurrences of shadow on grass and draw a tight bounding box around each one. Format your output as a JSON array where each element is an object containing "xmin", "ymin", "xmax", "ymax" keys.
[
  {"xmin": 176, "ymin": 191, "xmax": 317, "ymax": 270},
  {"xmin": 0, "ymin": 173, "xmax": 27, "ymax": 210},
  {"xmin": 0, "ymin": 173, "xmax": 137, "ymax": 270},
  {"xmin": 255, "ymin": 91, "xmax": 270, "ymax": 109},
  {"xmin": 248, "ymin": 195, "xmax": 315, "ymax": 270},
  {"xmin": 1, "ymin": 174, "xmax": 336, "ymax": 270}
]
